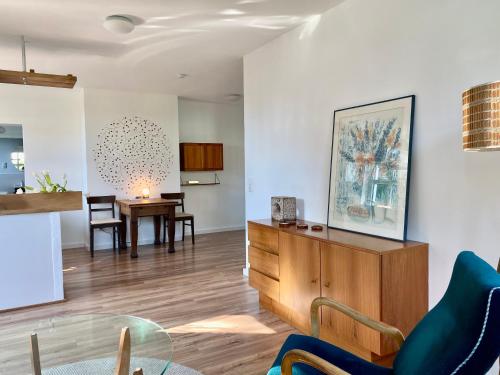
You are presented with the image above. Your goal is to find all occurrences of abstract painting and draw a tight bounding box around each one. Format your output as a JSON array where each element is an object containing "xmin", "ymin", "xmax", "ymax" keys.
[
  {"xmin": 94, "ymin": 116, "xmax": 174, "ymax": 196},
  {"xmin": 328, "ymin": 96, "xmax": 415, "ymax": 241}
]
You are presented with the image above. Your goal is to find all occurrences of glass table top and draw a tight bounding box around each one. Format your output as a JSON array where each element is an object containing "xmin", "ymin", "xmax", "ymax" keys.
[{"xmin": 0, "ymin": 314, "xmax": 172, "ymax": 375}]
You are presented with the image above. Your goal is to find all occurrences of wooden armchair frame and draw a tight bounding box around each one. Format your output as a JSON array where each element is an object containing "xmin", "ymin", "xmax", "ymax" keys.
[{"xmin": 281, "ymin": 297, "xmax": 406, "ymax": 375}]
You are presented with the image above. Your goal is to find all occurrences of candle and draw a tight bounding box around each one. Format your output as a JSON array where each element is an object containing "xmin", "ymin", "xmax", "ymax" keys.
[{"xmin": 142, "ymin": 188, "xmax": 150, "ymax": 199}]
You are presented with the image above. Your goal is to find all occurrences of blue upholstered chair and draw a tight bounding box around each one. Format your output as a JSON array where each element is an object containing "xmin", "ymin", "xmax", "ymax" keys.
[{"xmin": 268, "ymin": 251, "xmax": 500, "ymax": 375}]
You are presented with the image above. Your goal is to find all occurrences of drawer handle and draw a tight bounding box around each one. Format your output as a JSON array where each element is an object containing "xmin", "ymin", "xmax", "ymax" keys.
[
  {"xmin": 324, "ymin": 281, "xmax": 330, "ymax": 288},
  {"xmin": 311, "ymin": 278, "xmax": 318, "ymax": 284}
]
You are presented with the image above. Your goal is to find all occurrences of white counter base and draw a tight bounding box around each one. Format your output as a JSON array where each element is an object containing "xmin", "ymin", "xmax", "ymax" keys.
[{"xmin": 0, "ymin": 212, "xmax": 64, "ymax": 310}]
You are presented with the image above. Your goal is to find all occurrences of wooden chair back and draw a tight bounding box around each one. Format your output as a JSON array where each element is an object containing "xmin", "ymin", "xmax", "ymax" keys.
[
  {"xmin": 161, "ymin": 192, "xmax": 185, "ymax": 212},
  {"xmin": 86, "ymin": 195, "xmax": 117, "ymax": 221}
]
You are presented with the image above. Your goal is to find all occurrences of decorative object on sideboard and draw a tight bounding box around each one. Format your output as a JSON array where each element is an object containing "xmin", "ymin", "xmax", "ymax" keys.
[
  {"xmin": 462, "ymin": 81, "xmax": 500, "ymax": 151},
  {"xmin": 278, "ymin": 221, "xmax": 292, "ymax": 228},
  {"xmin": 296, "ymin": 222, "xmax": 309, "ymax": 230},
  {"xmin": 93, "ymin": 116, "xmax": 174, "ymax": 196},
  {"xmin": 328, "ymin": 95, "xmax": 415, "ymax": 241},
  {"xmin": 311, "ymin": 225, "xmax": 323, "ymax": 231},
  {"xmin": 271, "ymin": 196, "xmax": 296, "ymax": 221},
  {"xmin": 0, "ymin": 36, "xmax": 76, "ymax": 88}
]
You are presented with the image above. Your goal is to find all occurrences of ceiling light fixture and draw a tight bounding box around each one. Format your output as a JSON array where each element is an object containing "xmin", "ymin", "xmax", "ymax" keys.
[
  {"xmin": 103, "ymin": 15, "xmax": 135, "ymax": 34},
  {"xmin": 219, "ymin": 9, "xmax": 245, "ymax": 16}
]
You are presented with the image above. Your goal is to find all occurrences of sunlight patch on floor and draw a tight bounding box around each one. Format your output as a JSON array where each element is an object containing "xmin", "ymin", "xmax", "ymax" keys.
[{"xmin": 168, "ymin": 315, "xmax": 276, "ymax": 334}]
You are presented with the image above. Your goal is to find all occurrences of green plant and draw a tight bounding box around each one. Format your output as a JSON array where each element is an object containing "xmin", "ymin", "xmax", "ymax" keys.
[{"xmin": 26, "ymin": 171, "xmax": 68, "ymax": 193}]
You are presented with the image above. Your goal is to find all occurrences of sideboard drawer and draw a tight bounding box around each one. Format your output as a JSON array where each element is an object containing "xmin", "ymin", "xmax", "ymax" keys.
[
  {"xmin": 249, "ymin": 269, "xmax": 279, "ymax": 301},
  {"xmin": 249, "ymin": 246, "xmax": 279, "ymax": 279},
  {"xmin": 248, "ymin": 222, "xmax": 279, "ymax": 254}
]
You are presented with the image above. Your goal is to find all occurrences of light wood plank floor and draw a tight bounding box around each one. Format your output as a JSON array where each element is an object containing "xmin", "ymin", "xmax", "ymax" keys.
[{"xmin": 0, "ymin": 230, "xmax": 297, "ymax": 374}]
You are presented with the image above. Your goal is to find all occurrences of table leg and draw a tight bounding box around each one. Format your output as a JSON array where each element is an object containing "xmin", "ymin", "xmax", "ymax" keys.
[
  {"xmin": 120, "ymin": 213, "xmax": 127, "ymax": 250},
  {"xmin": 168, "ymin": 205, "xmax": 176, "ymax": 253},
  {"xmin": 130, "ymin": 217, "xmax": 139, "ymax": 258},
  {"xmin": 154, "ymin": 215, "xmax": 161, "ymax": 245}
]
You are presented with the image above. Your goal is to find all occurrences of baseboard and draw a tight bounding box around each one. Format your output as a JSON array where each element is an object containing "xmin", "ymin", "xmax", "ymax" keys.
[
  {"xmin": 194, "ymin": 225, "xmax": 245, "ymax": 235},
  {"xmin": 242, "ymin": 267, "xmax": 249, "ymax": 277},
  {"xmin": 84, "ymin": 235, "xmax": 184, "ymax": 252},
  {"xmin": 64, "ymin": 225, "xmax": 245, "ymax": 252},
  {"xmin": 62, "ymin": 242, "xmax": 86, "ymax": 250}
]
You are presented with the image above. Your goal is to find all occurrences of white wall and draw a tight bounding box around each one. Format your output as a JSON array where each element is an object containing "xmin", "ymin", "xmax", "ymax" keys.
[
  {"xmin": 178, "ymin": 98, "xmax": 245, "ymax": 234},
  {"xmin": 0, "ymin": 85, "xmax": 86, "ymax": 248},
  {"xmin": 84, "ymin": 88, "xmax": 180, "ymax": 249},
  {"xmin": 244, "ymin": 0, "xmax": 500, "ymax": 307}
]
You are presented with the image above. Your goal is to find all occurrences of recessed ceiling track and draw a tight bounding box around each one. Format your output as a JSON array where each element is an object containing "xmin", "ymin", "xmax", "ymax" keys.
[{"xmin": 0, "ymin": 36, "xmax": 77, "ymax": 89}]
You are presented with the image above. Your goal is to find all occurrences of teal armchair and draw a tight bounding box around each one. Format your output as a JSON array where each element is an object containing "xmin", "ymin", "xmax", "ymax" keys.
[{"xmin": 268, "ymin": 251, "xmax": 500, "ymax": 375}]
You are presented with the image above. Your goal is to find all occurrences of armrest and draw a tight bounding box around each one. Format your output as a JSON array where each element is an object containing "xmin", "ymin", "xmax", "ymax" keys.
[
  {"xmin": 281, "ymin": 349, "xmax": 351, "ymax": 375},
  {"xmin": 310, "ymin": 297, "xmax": 406, "ymax": 350}
]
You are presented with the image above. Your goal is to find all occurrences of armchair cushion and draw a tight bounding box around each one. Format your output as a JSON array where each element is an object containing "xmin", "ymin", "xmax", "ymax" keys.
[
  {"xmin": 267, "ymin": 334, "xmax": 393, "ymax": 375},
  {"xmin": 394, "ymin": 251, "xmax": 500, "ymax": 375}
]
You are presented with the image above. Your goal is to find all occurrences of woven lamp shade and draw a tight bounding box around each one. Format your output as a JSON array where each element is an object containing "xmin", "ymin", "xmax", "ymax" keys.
[{"xmin": 463, "ymin": 81, "xmax": 500, "ymax": 151}]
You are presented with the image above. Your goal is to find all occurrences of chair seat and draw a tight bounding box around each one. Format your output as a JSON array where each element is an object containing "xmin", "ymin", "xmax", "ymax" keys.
[
  {"xmin": 163, "ymin": 212, "xmax": 194, "ymax": 220},
  {"xmin": 90, "ymin": 218, "xmax": 122, "ymax": 226},
  {"xmin": 267, "ymin": 334, "xmax": 393, "ymax": 375}
]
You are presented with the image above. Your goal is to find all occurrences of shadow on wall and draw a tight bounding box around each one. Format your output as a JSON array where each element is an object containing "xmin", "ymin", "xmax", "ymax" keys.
[{"xmin": 296, "ymin": 198, "xmax": 305, "ymax": 220}]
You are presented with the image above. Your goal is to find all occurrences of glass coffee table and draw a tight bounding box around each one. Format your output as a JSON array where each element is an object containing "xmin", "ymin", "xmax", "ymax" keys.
[{"xmin": 0, "ymin": 314, "xmax": 172, "ymax": 375}]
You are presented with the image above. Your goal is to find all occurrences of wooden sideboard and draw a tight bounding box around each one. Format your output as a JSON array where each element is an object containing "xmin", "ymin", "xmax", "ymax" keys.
[{"xmin": 248, "ymin": 219, "xmax": 428, "ymax": 363}]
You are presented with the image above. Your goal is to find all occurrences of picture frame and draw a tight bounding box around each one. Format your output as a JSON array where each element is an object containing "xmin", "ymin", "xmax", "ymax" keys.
[{"xmin": 327, "ymin": 95, "xmax": 415, "ymax": 241}]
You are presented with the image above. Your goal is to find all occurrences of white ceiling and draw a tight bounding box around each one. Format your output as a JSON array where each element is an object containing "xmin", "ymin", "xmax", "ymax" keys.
[{"xmin": 0, "ymin": 0, "xmax": 343, "ymax": 102}]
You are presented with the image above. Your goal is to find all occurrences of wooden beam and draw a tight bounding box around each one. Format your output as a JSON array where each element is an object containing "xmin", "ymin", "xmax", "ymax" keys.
[{"xmin": 0, "ymin": 69, "xmax": 77, "ymax": 88}]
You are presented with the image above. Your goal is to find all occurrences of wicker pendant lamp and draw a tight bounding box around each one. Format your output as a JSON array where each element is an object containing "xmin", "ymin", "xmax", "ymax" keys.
[{"xmin": 462, "ymin": 81, "xmax": 500, "ymax": 151}]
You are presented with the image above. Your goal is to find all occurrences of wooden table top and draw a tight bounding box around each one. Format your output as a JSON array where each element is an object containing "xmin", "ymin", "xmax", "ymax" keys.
[{"xmin": 116, "ymin": 198, "xmax": 177, "ymax": 207}]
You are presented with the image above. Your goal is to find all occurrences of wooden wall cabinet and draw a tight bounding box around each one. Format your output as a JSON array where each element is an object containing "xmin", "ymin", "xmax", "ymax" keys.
[
  {"xmin": 248, "ymin": 219, "xmax": 428, "ymax": 363},
  {"xmin": 179, "ymin": 143, "xmax": 223, "ymax": 171}
]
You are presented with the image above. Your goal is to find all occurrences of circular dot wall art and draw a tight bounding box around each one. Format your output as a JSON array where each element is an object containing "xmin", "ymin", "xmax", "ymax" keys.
[{"xmin": 93, "ymin": 116, "xmax": 174, "ymax": 196}]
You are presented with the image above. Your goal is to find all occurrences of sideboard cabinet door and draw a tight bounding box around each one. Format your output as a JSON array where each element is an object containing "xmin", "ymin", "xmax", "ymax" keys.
[
  {"xmin": 279, "ymin": 232, "xmax": 321, "ymax": 332},
  {"xmin": 320, "ymin": 243, "xmax": 382, "ymax": 355}
]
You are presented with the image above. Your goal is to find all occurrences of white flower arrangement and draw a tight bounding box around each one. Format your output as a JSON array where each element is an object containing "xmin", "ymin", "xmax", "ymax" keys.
[{"xmin": 26, "ymin": 171, "xmax": 68, "ymax": 193}]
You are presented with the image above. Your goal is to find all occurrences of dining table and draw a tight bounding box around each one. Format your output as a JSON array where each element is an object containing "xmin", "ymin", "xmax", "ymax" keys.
[{"xmin": 117, "ymin": 198, "xmax": 177, "ymax": 258}]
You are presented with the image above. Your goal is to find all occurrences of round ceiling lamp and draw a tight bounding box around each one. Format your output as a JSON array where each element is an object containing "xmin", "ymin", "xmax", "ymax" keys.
[{"xmin": 103, "ymin": 15, "xmax": 135, "ymax": 34}]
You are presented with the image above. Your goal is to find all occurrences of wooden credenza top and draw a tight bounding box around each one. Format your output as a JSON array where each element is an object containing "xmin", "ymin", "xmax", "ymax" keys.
[{"xmin": 248, "ymin": 219, "xmax": 427, "ymax": 254}]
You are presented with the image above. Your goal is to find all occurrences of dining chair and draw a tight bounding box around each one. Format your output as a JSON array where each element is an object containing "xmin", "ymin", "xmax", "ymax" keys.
[
  {"xmin": 161, "ymin": 192, "xmax": 195, "ymax": 244},
  {"xmin": 86, "ymin": 195, "xmax": 122, "ymax": 257},
  {"xmin": 268, "ymin": 251, "xmax": 500, "ymax": 375}
]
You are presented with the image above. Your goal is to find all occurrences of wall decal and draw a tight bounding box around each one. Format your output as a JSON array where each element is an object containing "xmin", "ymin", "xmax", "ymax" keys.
[{"xmin": 94, "ymin": 116, "xmax": 174, "ymax": 195}]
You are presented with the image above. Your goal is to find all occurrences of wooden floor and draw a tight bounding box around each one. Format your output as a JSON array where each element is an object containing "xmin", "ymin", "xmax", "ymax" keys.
[{"xmin": 0, "ymin": 230, "xmax": 297, "ymax": 375}]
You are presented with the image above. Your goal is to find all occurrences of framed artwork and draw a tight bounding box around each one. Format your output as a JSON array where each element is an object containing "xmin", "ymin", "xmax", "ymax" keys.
[{"xmin": 327, "ymin": 95, "xmax": 415, "ymax": 241}]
